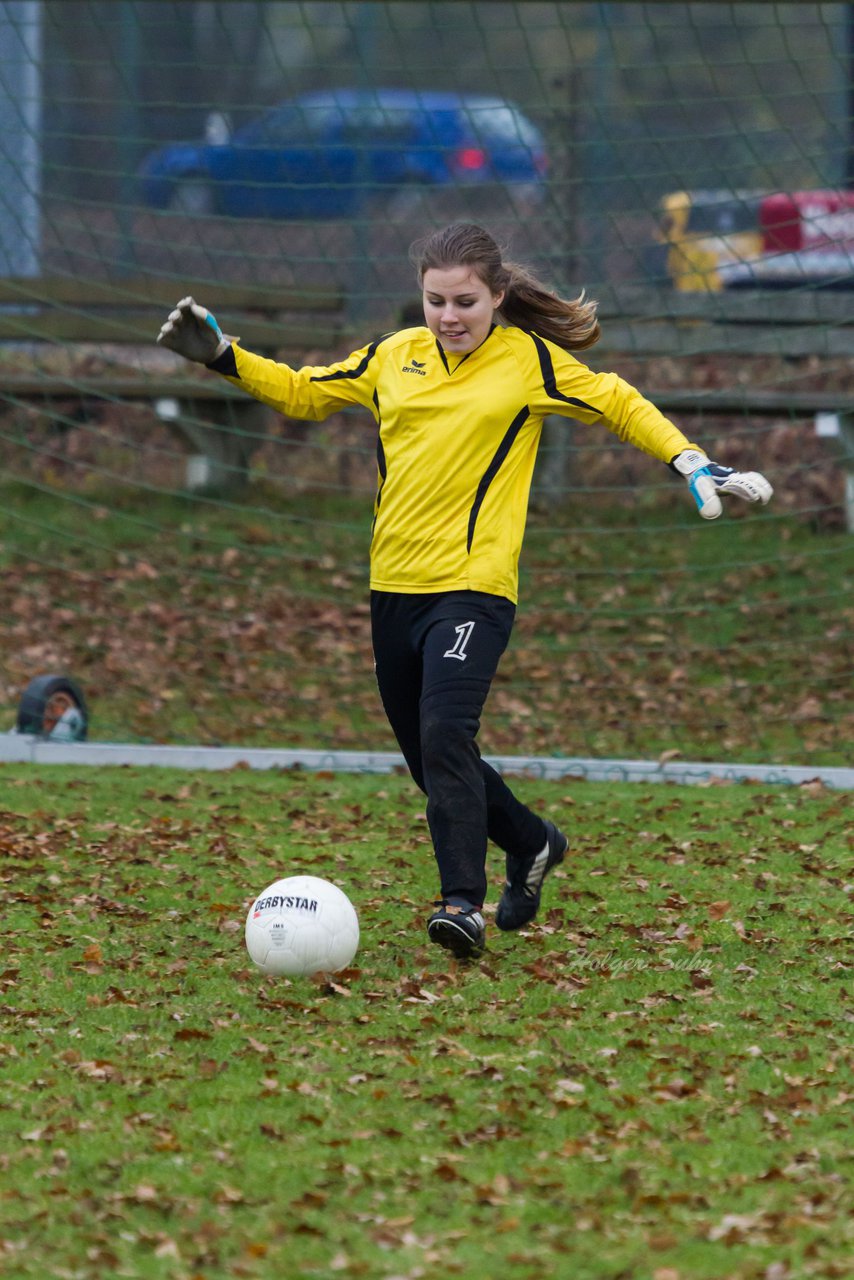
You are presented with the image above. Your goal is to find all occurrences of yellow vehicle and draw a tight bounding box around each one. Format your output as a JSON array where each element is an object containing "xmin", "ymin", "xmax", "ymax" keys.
[{"xmin": 650, "ymin": 189, "xmax": 764, "ymax": 291}]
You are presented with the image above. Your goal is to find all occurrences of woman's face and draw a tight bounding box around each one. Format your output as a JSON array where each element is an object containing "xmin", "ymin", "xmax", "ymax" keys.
[{"xmin": 422, "ymin": 265, "xmax": 504, "ymax": 355}]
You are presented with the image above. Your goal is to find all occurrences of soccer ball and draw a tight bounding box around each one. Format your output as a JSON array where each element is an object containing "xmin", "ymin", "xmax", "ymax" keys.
[{"xmin": 244, "ymin": 875, "xmax": 359, "ymax": 977}]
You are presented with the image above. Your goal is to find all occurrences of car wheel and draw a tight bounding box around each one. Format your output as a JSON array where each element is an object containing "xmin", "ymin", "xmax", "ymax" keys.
[
  {"xmin": 16, "ymin": 675, "xmax": 89, "ymax": 741},
  {"xmin": 169, "ymin": 178, "xmax": 214, "ymax": 216}
]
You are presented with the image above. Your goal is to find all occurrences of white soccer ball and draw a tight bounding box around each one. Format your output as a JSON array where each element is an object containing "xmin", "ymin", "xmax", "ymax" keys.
[{"xmin": 244, "ymin": 875, "xmax": 359, "ymax": 977}]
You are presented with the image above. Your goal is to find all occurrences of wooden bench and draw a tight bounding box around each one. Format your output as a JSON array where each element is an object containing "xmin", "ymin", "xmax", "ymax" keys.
[
  {"xmin": 593, "ymin": 285, "xmax": 854, "ymax": 411},
  {"xmin": 0, "ymin": 276, "xmax": 345, "ymax": 490},
  {"xmin": 540, "ymin": 287, "xmax": 854, "ymax": 527}
]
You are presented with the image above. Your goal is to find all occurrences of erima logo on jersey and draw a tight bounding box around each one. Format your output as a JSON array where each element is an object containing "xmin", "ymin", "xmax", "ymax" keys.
[{"xmin": 402, "ymin": 360, "xmax": 427, "ymax": 376}]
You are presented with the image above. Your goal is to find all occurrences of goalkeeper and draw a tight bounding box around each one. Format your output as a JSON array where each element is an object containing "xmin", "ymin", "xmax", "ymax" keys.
[{"xmin": 158, "ymin": 221, "xmax": 772, "ymax": 961}]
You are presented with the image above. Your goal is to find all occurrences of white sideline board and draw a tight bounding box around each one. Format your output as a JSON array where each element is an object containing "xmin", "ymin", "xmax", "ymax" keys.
[{"xmin": 0, "ymin": 733, "xmax": 851, "ymax": 789}]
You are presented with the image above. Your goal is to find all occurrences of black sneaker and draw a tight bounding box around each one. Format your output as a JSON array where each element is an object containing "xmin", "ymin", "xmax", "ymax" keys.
[
  {"xmin": 495, "ymin": 819, "xmax": 568, "ymax": 932},
  {"xmin": 427, "ymin": 899, "xmax": 486, "ymax": 959}
]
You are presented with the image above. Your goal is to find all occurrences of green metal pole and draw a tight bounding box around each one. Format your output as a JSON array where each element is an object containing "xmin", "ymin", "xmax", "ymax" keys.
[{"xmin": 116, "ymin": 0, "xmax": 140, "ymax": 274}]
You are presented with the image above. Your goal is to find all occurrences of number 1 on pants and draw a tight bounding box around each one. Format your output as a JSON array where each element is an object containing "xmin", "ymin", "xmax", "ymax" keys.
[{"xmin": 444, "ymin": 621, "xmax": 475, "ymax": 661}]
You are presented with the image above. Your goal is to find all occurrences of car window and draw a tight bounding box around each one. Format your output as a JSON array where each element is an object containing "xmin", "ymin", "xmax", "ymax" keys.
[
  {"xmin": 241, "ymin": 103, "xmax": 346, "ymax": 146},
  {"xmin": 338, "ymin": 104, "xmax": 416, "ymax": 145},
  {"xmin": 467, "ymin": 104, "xmax": 540, "ymax": 147},
  {"xmin": 686, "ymin": 197, "xmax": 759, "ymax": 235}
]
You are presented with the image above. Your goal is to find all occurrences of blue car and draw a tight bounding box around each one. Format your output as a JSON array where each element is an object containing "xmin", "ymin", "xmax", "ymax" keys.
[{"xmin": 139, "ymin": 88, "xmax": 548, "ymax": 218}]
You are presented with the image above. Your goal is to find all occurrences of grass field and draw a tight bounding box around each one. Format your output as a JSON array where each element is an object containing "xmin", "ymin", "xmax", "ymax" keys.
[
  {"xmin": 1, "ymin": 764, "xmax": 851, "ymax": 1280},
  {"xmin": 0, "ymin": 477, "xmax": 851, "ymax": 765}
]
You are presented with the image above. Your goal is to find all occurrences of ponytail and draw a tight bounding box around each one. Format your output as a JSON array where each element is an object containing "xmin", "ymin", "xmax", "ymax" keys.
[
  {"xmin": 500, "ymin": 261, "xmax": 600, "ymax": 352},
  {"xmin": 411, "ymin": 221, "xmax": 600, "ymax": 353}
]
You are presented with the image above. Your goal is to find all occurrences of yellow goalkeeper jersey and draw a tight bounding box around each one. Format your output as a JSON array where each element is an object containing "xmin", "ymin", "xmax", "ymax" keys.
[{"xmin": 214, "ymin": 324, "xmax": 695, "ymax": 604}]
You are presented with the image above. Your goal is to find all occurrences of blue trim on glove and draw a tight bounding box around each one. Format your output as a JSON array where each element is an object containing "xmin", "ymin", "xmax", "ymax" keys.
[
  {"xmin": 203, "ymin": 312, "xmax": 223, "ymax": 339},
  {"xmin": 688, "ymin": 465, "xmax": 712, "ymax": 510}
]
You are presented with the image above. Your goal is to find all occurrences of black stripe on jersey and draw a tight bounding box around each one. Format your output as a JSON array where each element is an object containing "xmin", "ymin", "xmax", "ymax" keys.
[
  {"xmin": 371, "ymin": 395, "xmax": 386, "ymax": 537},
  {"xmin": 436, "ymin": 325, "xmax": 496, "ymax": 376},
  {"xmin": 436, "ymin": 341, "xmax": 472, "ymax": 377},
  {"xmin": 467, "ymin": 406, "xmax": 530, "ymax": 554},
  {"xmin": 531, "ymin": 333, "xmax": 601, "ymax": 415},
  {"xmin": 310, "ymin": 338, "xmax": 380, "ymax": 383}
]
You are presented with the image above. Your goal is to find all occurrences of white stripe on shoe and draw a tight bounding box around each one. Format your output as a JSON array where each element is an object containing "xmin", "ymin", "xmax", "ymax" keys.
[{"xmin": 524, "ymin": 841, "xmax": 550, "ymax": 895}]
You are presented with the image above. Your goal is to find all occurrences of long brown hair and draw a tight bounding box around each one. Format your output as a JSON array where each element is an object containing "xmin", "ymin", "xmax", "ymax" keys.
[{"xmin": 411, "ymin": 222, "xmax": 600, "ymax": 352}]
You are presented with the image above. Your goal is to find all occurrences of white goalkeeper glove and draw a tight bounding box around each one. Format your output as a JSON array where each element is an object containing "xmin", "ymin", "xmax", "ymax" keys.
[
  {"xmin": 156, "ymin": 296, "xmax": 235, "ymax": 365},
  {"xmin": 672, "ymin": 449, "xmax": 773, "ymax": 520}
]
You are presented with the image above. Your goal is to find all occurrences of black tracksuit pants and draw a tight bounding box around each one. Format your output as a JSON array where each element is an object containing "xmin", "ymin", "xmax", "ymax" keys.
[{"xmin": 370, "ymin": 590, "xmax": 548, "ymax": 907}]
